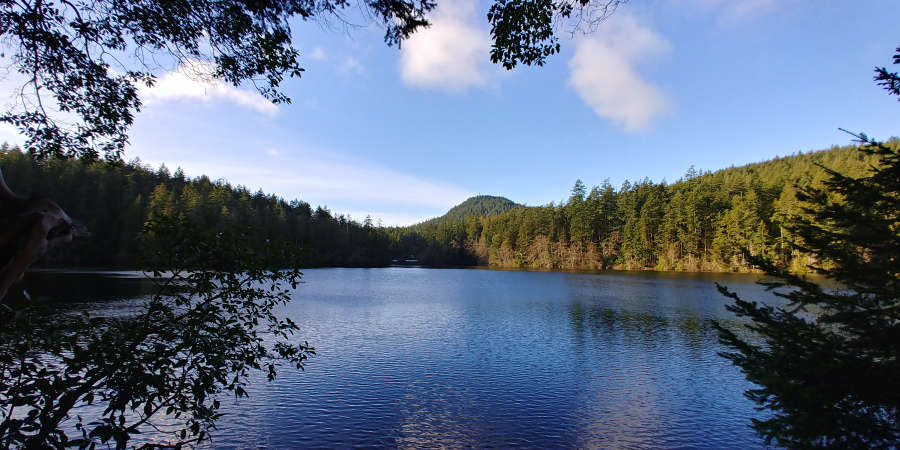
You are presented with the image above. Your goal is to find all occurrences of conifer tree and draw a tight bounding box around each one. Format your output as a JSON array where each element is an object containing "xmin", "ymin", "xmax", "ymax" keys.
[{"xmin": 714, "ymin": 47, "xmax": 900, "ymax": 447}]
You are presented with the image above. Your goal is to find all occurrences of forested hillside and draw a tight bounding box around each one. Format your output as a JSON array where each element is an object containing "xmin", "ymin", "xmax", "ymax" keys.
[
  {"xmin": 390, "ymin": 142, "xmax": 892, "ymax": 272},
  {"xmin": 0, "ymin": 145, "xmax": 393, "ymax": 267},
  {"xmin": 4, "ymin": 141, "xmax": 892, "ymax": 272},
  {"xmin": 424, "ymin": 195, "xmax": 521, "ymax": 224},
  {"xmin": 384, "ymin": 195, "xmax": 521, "ymax": 265}
]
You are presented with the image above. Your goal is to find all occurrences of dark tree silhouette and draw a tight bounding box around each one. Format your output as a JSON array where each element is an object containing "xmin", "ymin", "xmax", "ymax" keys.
[
  {"xmin": 714, "ymin": 47, "xmax": 900, "ymax": 447},
  {"xmin": 488, "ymin": 0, "xmax": 625, "ymax": 69},
  {"xmin": 1, "ymin": 216, "xmax": 315, "ymax": 447}
]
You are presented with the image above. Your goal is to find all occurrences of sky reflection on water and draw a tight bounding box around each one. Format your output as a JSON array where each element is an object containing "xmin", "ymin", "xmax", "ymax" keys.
[{"xmin": 28, "ymin": 267, "xmax": 774, "ymax": 448}]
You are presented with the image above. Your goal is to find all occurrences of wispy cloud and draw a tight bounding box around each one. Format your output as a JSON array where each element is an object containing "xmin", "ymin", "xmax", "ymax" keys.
[
  {"xmin": 400, "ymin": 0, "xmax": 490, "ymax": 91},
  {"xmin": 339, "ymin": 57, "xmax": 365, "ymax": 76},
  {"xmin": 568, "ymin": 15, "xmax": 670, "ymax": 132},
  {"xmin": 140, "ymin": 61, "xmax": 278, "ymax": 116},
  {"xmin": 688, "ymin": 0, "xmax": 780, "ymax": 23},
  {"xmin": 145, "ymin": 148, "xmax": 472, "ymax": 226},
  {"xmin": 309, "ymin": 47, "xmax": 327, "ymax": 61}
]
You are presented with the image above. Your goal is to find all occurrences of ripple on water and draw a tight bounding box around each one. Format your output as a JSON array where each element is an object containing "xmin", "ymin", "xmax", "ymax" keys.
[{"xmin": 41, "ymin": 268, "xmax": 774, "ymax": 448}]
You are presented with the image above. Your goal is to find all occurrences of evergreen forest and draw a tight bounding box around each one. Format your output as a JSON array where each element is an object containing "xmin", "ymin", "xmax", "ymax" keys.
[
  {"xmin": 0, "ymin": 145, "xmax": 393, "ymax": 267},
  {"xmin": 2, "ymin": 140, "xmax": 893, "ymax": 272},
  {"xmin": 387, "ymin": 141, "xmax": 892, "ymax": 271}
]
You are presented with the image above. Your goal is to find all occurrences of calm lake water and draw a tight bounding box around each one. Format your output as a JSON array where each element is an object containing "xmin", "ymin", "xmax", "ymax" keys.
[{"xmin": 23, "ymin": 268, "xmax": 776, "ymax": 448}]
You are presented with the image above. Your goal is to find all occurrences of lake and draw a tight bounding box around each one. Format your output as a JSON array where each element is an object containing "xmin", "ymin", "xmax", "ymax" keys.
[{"xmin": 22, "ymin": 268, "xmax": 775, "ymax": 448}]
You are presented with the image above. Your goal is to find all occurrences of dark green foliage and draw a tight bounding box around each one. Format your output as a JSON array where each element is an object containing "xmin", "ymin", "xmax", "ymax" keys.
[
  {"xmin": 0, "ymin": 0, "xmax": 434, "ymax": 159},
  {"xmin": 488, "ymin": 0, "xmax": 560, "ymax": 69},
  {"xmin": 392, "ymin": 144, "xmax": 887, "ymax": 272},
  {"xmin": 386, "ymin": 195, "xmax": 521, "ymax": 266},
  {"xmin": 875, "ymin": 46, "xmax": 900, "ymax": 98},
  {"xmin": 488, "ymin": 0, "xmax": 625, "ymax": 69},
  {"xmin": 714, "ymin": 49, "xmax": 900, "ymax": 447},
  {"xmin": 714, "ymin": 134, "xmax": 900, "ymax": 448},
  {"xmin": 5, "ymin": 141, "xmax": 890, "ymax": 274},
  {"xmin": 0, "ymin": 146, "xmax": 392, "ymax": 267},
  {"xmin": 420, "ymin": 195, "xmax": 521, "ymax": 225},
  {"xmin": 0, "ymin": 215, "xmax": 315, "ymax": 448}
]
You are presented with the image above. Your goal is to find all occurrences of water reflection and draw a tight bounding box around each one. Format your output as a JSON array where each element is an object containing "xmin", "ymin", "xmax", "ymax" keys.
[
  {"xmin": 25, "ymin": 268, "xmax": 773, "ymax": 448},
  {"xmin": 559, "ymin": 272, "xmax": 771, "ymax": 448},
  {"xmin": 568, "ymin": 301, "xmax": 715, "ymax": 349},
  {"xmin": 21, "ymin": 269, "xmax": 157, "ymax": 303}
]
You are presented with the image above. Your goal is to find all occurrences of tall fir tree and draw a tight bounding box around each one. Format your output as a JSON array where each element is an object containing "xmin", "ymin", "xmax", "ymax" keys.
[{"xmin": 714, "ymin": 47, "xmax": 900, "ymax": 447}]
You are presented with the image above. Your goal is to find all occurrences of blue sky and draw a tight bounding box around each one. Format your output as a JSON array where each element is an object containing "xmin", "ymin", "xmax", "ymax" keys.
[{"xmin": 7, "ymin": 0, "xmax": 898, "ymax": 225}]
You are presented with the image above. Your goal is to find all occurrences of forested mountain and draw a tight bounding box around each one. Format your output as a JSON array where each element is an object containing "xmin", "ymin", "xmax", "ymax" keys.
[
  {"xmin": 382, "ymin": 196, "xmax": 520, "ymax": 265},
  {"xmin": 390, "ymin": 142, "xmax": 893, "ymax": 272},
  {"xmin": 0, "ymin": 145, "xmax": 393, "ymax": 267},
  {"xmin": 423, "ymin": 195, "xmax": 521, "ymax": 225}
]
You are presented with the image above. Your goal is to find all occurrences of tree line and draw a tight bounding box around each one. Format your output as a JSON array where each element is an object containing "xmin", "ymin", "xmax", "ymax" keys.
[
  {"xmin": 3, "ymin": 141, "xmax": 894, "ymax": 272},
  {"xmin": 0, "ymin": 145, "xmax": 393, "ymax": 268},
  {"xmin": 390, "ymin": 142, "xmax": 893, "ymax": 272}
]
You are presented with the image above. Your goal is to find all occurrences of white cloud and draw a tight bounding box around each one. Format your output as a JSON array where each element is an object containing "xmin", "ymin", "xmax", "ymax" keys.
[
  {"xmin": 140, "ymin": 61, "xmax": 278, "ymax": 116},
  {"xmin": 310, "ymin": 47, "xmax": 327, "ymax": 61},
  {"xmin": 568, "ymin": 16, "xmax": 670, "ymax": 132},
  {"xmin": 265, "ymin": 147, "xmax": 281, "ymax": 157},
  {"xmin": 400, "ymin": 0, "xmax": 490, "ymax": 91}
]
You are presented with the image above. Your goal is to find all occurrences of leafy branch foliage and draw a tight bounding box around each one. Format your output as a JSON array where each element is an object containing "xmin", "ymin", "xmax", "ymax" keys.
[
  {"xmin": 0, "ymin": 0, "xmax": 627, "ymax": 161},
  {"xmin": 488, "ymin": 0, "xmax": 626, "ymax": 69},
  {"xmin": 0, "ymin": 0, "xmax": 434, "ymax": 159},
  {"xmin": 0, "ymin": 215, "xmax": 314, "ymax": 448}
]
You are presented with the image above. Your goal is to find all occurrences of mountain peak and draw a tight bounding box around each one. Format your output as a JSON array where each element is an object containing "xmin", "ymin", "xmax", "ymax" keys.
[{"xmin": 414, "ymin": 195, "xmax": 521, "ymax": 227}]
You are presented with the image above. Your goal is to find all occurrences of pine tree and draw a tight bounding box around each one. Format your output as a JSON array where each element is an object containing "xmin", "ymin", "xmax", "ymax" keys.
[{"xmin": 714, "ymin": 48, "xmax": 900, "ymax": 447}]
